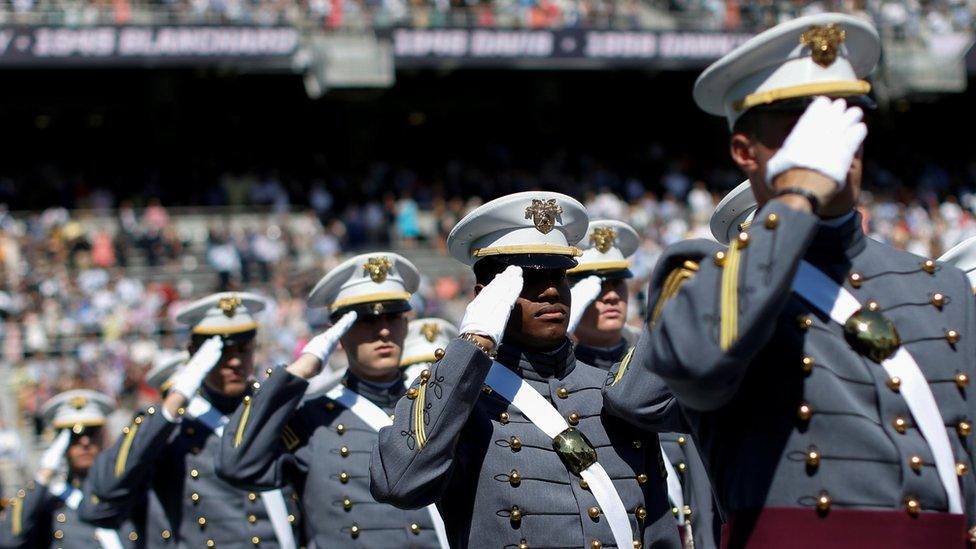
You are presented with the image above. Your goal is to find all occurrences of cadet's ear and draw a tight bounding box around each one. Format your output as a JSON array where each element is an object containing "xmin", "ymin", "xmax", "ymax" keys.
[
  {"xmin": 473, "ymin": 284, "xmax": 485, "ymax": 297},
  {"xmin": 729, "ymin": 133, "xmax": 759, "ymax": 174}
]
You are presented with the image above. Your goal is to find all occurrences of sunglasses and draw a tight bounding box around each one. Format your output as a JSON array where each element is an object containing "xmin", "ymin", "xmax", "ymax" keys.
[{"xmin": 69, "ymin": 425, "xmax": 103, "ymax": 443}]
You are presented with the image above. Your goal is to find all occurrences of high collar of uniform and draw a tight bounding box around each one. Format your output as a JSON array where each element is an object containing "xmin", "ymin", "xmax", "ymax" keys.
[
  {"xmin": 496, "ymin": 338, "xmax": 576, "ymax": 381},
  {"xmin": 343, "ymin": 371, "xmax": 405, "ymax": 410},
  {"xmin": 202, "ymin": 383, "xmax": 250, "ymax": 416},
  {"xmin": 574, "ymin": 339, "xmax": 628, "ymax": 371},
  {"xmin": 804, "ymin": 210, "xmax": 866, "ymax": 265}
]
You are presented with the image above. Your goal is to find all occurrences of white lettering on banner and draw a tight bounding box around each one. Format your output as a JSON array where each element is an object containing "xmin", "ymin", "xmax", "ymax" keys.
[
  {"xmin": 470, "ymin": 31, "xmax": 552, "ymax": 57},
  {"xmin": 34, "ymin": 28, "xmax": 116, "ymax": 57},
  {"xmin": 585, "ymin": 31, "xmax": 657, "ymax": 58},
  {"xmin": 658, "ymin": 32, "xmax": 750, "ymax": 58},
  {"xmin": 393, "ymin": 29, "xmax": 467, "ymax": 57}
]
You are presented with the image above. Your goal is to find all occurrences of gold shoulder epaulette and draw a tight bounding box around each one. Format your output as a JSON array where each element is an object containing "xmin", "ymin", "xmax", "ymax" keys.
[{"xmin": 649, "ymin": 260, "xmax": 700, "ymax": 327}]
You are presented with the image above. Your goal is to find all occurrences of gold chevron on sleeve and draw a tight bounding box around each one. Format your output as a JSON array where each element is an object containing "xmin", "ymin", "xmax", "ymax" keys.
[
  {"xmin": 611, "ymin": 347, "xmax": 637, "ymax": 386},
  {"xmin": 281, "ymin": 425, "xmax": 301, "ymax": 451}
]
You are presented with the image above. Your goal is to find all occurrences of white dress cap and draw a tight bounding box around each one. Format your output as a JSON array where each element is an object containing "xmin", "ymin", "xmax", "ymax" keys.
[
  {"xmin": 308, "ymin": 252, "xmax": 420, "ymax": 319},
  {"xmin": 567, "ymin": 220, "xmax": 640, "ymax": 279},
  {"xmin": 175, "ymin": 292, "xmax": 267, "ymax": 337},
  {"xmin": 447, "ymin": 191, "xmax": 589, "ymax": 269},
  {"xmin": 694, "ymin": 13, "xmax": 880, "ymax": 128},
  {"xmin": 710, "ymin": 181, "xmax": 758, "ymax": 245},
  {"xmin": 41, "ymin": 389, "xmax": 115, "ymax": 431}
]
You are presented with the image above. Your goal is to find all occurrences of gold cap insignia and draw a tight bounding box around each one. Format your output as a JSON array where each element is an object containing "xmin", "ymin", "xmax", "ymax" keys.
[
  {"xmin": 217, "ymin": 295, "xmax": 242, "ymax": 318},
  {"xmin": 800, "ymin": 24, "xmax": 846, "ymax": 68},
  {"xmin": 525, "ymin": 199, "xmax": 563, "ymax": 235},
  {"xmin": 363, "ymin": 257, "xmax": 393, "ymax": 284},
  {"xmin": 590, "ymin": 227, "xmax": 617, "ymax": 254},
  {"xmin": 420, "ymin": 322, "xmax": 441, "ymax": 343},
  {"xmin": 69, "ymin": 396, "xmax": 88, "ymax": 410}
]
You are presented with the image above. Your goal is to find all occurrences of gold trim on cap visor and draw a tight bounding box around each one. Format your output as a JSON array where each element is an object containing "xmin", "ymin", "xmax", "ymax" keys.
[
  {"xmin": 733, "ymin": 80, "xmax": 871, "ymax": 112},
  {"xmin": 472, "ymin": 244, "xmax": 582, "ymax": 258},
  {"xmin": 52, "ymin": 418, "xmax": 107, "ymax": 429},
  {"xmin": 192, "ymin": 321, "xmax": 259, "ymax": 336},
  {"xmin": 329, "ymin": 291, "xmax": 412, "ymax": 312},
  {"xmin": 400, "ymin": 353, "xmax": 439, "ymax": 367},
  {"xmin": 566, "ymin": 260, "xmax": 631, "ymax": 274}
]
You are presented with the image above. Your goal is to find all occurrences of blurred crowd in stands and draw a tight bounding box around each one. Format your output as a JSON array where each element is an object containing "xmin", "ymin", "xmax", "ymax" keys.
[
  {"xmin": 2, "ymin": 150, "xmax": 976, "ymax": 445},
  {"xmin": 0, "ymin": 0, "xmax": 974, "ymax": 36}
]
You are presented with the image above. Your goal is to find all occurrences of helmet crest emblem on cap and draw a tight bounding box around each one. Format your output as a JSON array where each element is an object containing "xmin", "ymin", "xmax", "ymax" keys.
[
  {"xmin": 420, "ymin": 322, "xmax": 441, "ymax": 343},
  {"xmin": 69, "ymin": 396, "xmax": 87, "ymax": 410},
  {"xmin": 590, "ymin": 227, "xmax": 617, "ymax": 253},
  {"xmin": 525, "ymin": 199, "xmax": 563, "ymax": 235},
  {"xmin": 217, "ymin": 295, "xmax": 242, "ymax": 318},
  {"xmin": 363, "ymin": 257, "xmax": 393, "ymax": 284},
  {"xmin": 800, "ymin": 24, "xmax": 846, "ymax": 68}
]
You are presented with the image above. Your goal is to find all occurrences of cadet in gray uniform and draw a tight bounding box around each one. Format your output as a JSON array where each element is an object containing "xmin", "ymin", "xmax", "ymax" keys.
[
  {"xmin": 0, "ymin": 389, "xmax": 139, "ymax": 548},
  {"xmin": 85, "ymin": 292, "xmax": 301, "ymax": 548},
  {"xmin": 606, "ymin": 13, "xmax": 976, "ymax": 548},
  {"xmin": 217, "ymin": 253, "xmax": 446, "ymax": 548},
  {"xmin": 371, "ymin": 191, "xmax": 680, "ymax": 549},
  {"xmin": 569, "ymin": 220, "xmax": 719, "ymax": 549}
]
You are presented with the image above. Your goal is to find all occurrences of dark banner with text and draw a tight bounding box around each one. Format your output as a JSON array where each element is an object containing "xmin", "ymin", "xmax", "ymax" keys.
[
  {"xmin": 0, "ymin": 26, "xmax": 299, "ymax": 66},
  {"xmin": 381, "ymin": 27, "xmax": 753, "ymax": 68}
]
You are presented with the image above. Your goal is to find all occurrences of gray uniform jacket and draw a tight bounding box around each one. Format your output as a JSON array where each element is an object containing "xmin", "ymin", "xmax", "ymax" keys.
[
  {"xmin": 578, "ymin": 341, "xmax": 720, "ymax": 549},
  {"xmin": 371, "ymin": 337, "xmax": 681, "ymax": 549},
  {"xmin": 0, "ymin": 477, "xmax": 139, "ymax": 548},
  {"xmin": 84, "ymin": 386, "xmax": 301, "ymax": 548},
  {"xmin": 217, "ymin": 370, "xmax": 441, "ymax": 548},
  {"xmin": 606, "ymin": 203, "xmax": 976, "ymax": 534}
]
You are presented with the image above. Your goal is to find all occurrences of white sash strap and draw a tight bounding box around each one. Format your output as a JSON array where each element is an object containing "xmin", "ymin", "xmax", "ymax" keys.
[
  {"xmin": 660, "ymin": 446, "xmax": 686, "ymax": 525},
  {"xmin": 793, "ymin": 261, "xmax": 964, "ymax": 514},
  {"xmin": 51, "ymin": 482, "xmax": 124, "ymax": 549},
  {"xmin": 484, "ymin": 362, "xmax": 634, "ymax": 549},
  {"xmin": 260, "ymin": 490, "xmax": 296, "ymax": 549},
  {"xmin": 326, "ymin": 386, "xmax": 450, "ymax": 549},
  {"xmin": 186, "ymin": 395, "xmax": 298, "ymax": 548}
]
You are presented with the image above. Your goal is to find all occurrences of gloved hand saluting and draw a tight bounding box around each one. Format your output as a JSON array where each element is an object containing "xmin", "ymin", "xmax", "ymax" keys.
[
  {"xmin": 460, "ymin": 265, "xmax": 524, "ymax": 347},
  {"xmin": 36, "ymin": 429, "xmax": 71, "ymax": 484},
  {"xmin": 170, "ymin": 336, "xmax": 224, "ymax": 400},
  {"xmin": 301, "ymin": 311, "xmax": 358, "ymax": 365},
  {"xmin": 765, "ymin": 96, "xmax": 867, "ymax": 193},
  {"xmin": 567, "ymin": 275, "xmax": 603, "ymax": 334}
]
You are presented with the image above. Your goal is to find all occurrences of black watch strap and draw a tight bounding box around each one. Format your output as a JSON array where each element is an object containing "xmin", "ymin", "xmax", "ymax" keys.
[{"xmin": 774, "ymin": 187, "xmax": 821, "ymax": 213}]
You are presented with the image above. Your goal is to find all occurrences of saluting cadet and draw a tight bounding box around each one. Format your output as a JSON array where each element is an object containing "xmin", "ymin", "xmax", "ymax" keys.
[
  {"xmin": 400, "ymin": 318, "xmax": 459, "ymax": 386},
  {"xmin": 371, "ymin": 191, "xmax": 680, "ymax": 549},
  {"xmin": 217, "ymin": 253, "xmax": 447, "ymax": 548},
  {"xmin": 605, "ymin": 13, "xmax": 976, "ymax": 548},
  {"xmin": 85, "ymin": 292, "xmax": 301, "ymax": 549},
  {"xmin": 0, "ymin": 389, "xmax": 139, "ymax": 548},
  {"xmin": 568, "ymin": 220, "xmax": 719, "ymax": 549}
]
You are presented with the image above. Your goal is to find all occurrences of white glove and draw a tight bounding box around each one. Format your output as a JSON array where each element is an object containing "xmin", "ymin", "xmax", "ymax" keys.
[
  {"xmin": 765, "ymin": 96, "xmax": 867, "ymax": 190},
  {"xmin": 460, "ymin": 265, "xmax": 523, "ymax": 345},
  {"xmin": 567, "ymin": 275, "xmax": 603, "ymax": 334},
  {"xmin": 170, "ymin": 336, "xmax": 224, "ymax": 399},
  {"xmin": 38, "ymin": 429, "xmax": 71, "ymax": 475},
  {"xmin": 301, "ymin": 311, "xmax": 358, "ymax": 364}
]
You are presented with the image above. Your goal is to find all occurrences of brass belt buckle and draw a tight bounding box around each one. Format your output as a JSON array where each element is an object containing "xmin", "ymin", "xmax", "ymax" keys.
[
  {"xmin": 843, "ymin": 308, "xmax": 901, "ymax": 363},
  {"xmin": 552, "ymin": 427, "xmax": 598, "ymax": 476}
]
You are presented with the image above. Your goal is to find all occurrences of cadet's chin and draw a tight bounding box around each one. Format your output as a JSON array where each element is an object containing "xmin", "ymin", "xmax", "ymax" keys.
[{"xmin": 220, "ymin": 380, "xmax": 250, "ymax": 398}]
